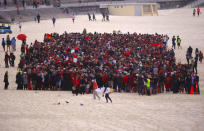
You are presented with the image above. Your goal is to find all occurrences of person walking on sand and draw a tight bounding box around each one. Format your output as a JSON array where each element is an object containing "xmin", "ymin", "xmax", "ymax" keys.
[
  {"xmin": 103, "ymin": 86, "xmax": 112, "ymax": 103},
  {"xmin": 176, "ymin": 36, "xmax": 181, "ymax": 49},
  {"xmin": 6, "ymin": 35, "xmax": 11, "ymax": 52},
  {"xmin": 199, "ymin": 51, "xmax": 203, "ymax": 63},
  {"xmin": 172, "ymin": 36, "xmax": 176, "ymax": 49},
  {"xmin": 72, "ymin": 14, "xmax": 75, "ymax": 23},
  {"xmin": 2, "ymin": 38, "xmax": 6, "ymax": 51},
  {"xmin": 4, "ymin": 52, "xmax": 10, "ymax": 68},
  {"xmin": 52, "ymin": 17, "xmax": 56, "ymax": 27},
  {"xmin": 92, "ymin": 80, "xmax": 100, "ymax": 100},
  {"xmin": 11, "ymin": 37, "xmax": 16, "ymax": 52},
  {"xmin": 4, "ymin": 71, "xmax": 9, "ymax": 90},
  {"xmin": 193, "ymin": 8, "xmax": 196, "ymax": 16},
  {"xmin": 19, "ymin": 22, "xmax": 22, "ymax": 31},
  {"xmin": 88, "ymin": 13, "xmax": 92, "ymax": 21},
  {"xmin": 36, "ymin": 13, "xmax": 41, "ymax": 23},
  {"xmin": 93, "ymin": 13, "xmax": 96, "ymax": 21},
  {"xmin": 197, "ymin": 7, "xmax": 200, "ymax": 16}
]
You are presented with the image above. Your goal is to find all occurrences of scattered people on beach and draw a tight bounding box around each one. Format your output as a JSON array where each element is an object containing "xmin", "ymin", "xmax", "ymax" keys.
[
  {"xmin": 88, "ymin": 13, "xmax": 92, "ymax": 21},
  {"xmin": 106, "ymin": 14, "xmax": 109, "ymax": 21},
  {"xmin": 3, "ymin": 0, "xmax": 7, "ymax": 9},
  {"xmin": 93, "ymin": 80, "xmax": 100, "ymax": 100},
  {"xmin": 22, "ymin": 0, "xmax": 25, "ymax": 9},
  {"xmin": 197, "ymin": 7, "xmax": 200, "ymax": 16},
  {"xmin": 177, "ymin": 36, "xmax": 181, "ymax": 49},
  {"xmin": 37, "ymin": 13, "xmax": 41, "ymax": 23},
  {"xmin": 52, "ymin": 17, "xmax": 56, "ymax": 27},
  {"xmin": 193, "ymin": 8, "xmax": 196, "ymax": 16},
  {"xmin": 1, "ymin": 38, "xmax": 6, "ymax": 51},
  {"xmin": 4, "ymin": 71, "xmax": 9, "ymax": 90},
  {"xmin": 72, "ymin": 14, "xmax": 75, "ymax": 23},
  {"xmin": 6, "ymin": 35, "xmax": 11, "ymax": 51},
  {"xmin": 93, "ymin": 13, "xmax": 96, "ymax": 21},
  {"xmin": 11, "ymin": 37, "xmax": 16, "ymax": 52},
  {"xmin": 4, "ymin": 52, "xmax": 10, "ymax": 68},
  {"xmin": 33, "ymin": 0, "xmax": 38, "ymax": 8},
  {"xmin": 199, "ymin": 51, "xmax": 203, "ymax": 63},
  {"xmin": 172, "ymin": 36, "xmax": 176, "ymax": 49},
  {"xmin": 102, "ymin": 13, "xmax": 105, "ymax": 21},
  {"xmin": 103, "ymin": 86, "xmax": 112, "ymax": 103},
  {"xmin": 13, "ymin": 31, "xmax": 201, "ymax": 95},
  {"xmin": 19, "ymin": 22, "xmax": 22, "ymax": 31}
]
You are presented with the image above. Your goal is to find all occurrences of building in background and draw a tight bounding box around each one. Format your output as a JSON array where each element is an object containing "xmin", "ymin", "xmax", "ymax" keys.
[{"xmin": 100, "ymin": 2, "xmax": 158, "ymax": 16}]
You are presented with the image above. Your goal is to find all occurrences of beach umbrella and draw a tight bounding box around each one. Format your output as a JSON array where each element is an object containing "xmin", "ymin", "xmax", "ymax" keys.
[{"xmin": 17, "ymin": 34, "xmax": 27, "ymax": 40}]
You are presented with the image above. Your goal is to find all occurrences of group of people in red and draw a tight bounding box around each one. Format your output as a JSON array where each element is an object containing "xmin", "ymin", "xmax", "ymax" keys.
[{"xmin": 14, "ymin": 30, "xmax": 200, "ymax": 96}]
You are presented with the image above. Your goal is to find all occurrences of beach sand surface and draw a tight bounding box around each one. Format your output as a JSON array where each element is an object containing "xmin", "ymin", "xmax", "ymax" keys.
[{"xmin": 0, "ymin": 8, "xmax": 204, "ymax": 131}]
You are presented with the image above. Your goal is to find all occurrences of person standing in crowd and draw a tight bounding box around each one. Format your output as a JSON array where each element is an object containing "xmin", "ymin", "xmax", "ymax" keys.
[
  {"xmin": 1, "ymin": 38, "xmax": 6, "ymax": 51},
  {"xmin": 11, "ymin": 37, "xmax": 16, "ymax": 52},
  {"xmin": 4, "ymin": 52, "xmax": 10, "ymax": 68},
  {"xmin": 37, "ymin": 13, "xmax": 41, "ymax": 23},
  {"xmin": 172, "ymin": 36, "xmax": 176, "ymax": 49},
  {"xmin": 52, "ymin": 17, "xmax": 56, "ymax": 27},
  {"xmin": 137, "ymin": 74, "xmax": 144, "ymax": 95},
  {"xmin": 177, "ymin": 36, "xmax": 181, "ymax": 49},
  {"xmin": 3, "ymin": 0, "xmax": 7, "ymax": 8},
  {"xmin": 186, "ymin": 51, "xmax": 190, "ymax": 65},
  {"xmin": 163, "ymin": 35, "xmax": 169, "ymax": 47},
  {"xmin": 4, "ymin": 71, "xmax": 9, "ymax": 90},
  {"xmin": 197, "ymin": 7, "xmax": 200, "ymax": 16},
  {"xmin": 195, "ymin": 48, "xmax": 199, "ymax": 62},
  {"xmin": 145, "ymin": 76, "xmax": 151, "ymax": 96},
  {"xmin": 194, "ymin": 74, "xmax": 200, "ymax": 94},
  {"xmin": 9, "ymin": 53, "xmax": 15, "ymax": 67},
  {"xmin": 187, "ymin": 46, "xmax": 193, "ymax": 58},
  {"xmin": 93, "ymin": 13, "xmax": 96, "ymax": 21},
  {"xmin": 193, "ymin": 58, "xmax": 198, "ymax": 74},
  {"xmin": 88, "ymin": 13, "xmax": 92, "ymax": 21},
  {"xmin": 199, "ymin": 51, "xmax": 203, "ymax": 63},
  {"xmin": 172, "ymin": 74, "xmax": 179, "ymax": 93},
  {"xmin": 16, "ymin": 71, "xmax": 23, "ymax": 90},
  {"xmin": 6, "ymin": 35, "xmax": 11, "ymax": 51},
  {"xmin": 23, "ymin": 72, "xmax": 28, "ymax": 90},
  {"xmin": 193, "ymin": 8, "xmax": 196, "ymax": 16},
  {"xmin": 22, "ymin": 0, "xmax": 25, "ymax": 9}
]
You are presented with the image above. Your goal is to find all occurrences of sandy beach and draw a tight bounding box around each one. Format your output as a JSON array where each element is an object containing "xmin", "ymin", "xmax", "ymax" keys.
[{"xmin": 0, "ymin": 8, "xmax": 204, "ymax": 131}]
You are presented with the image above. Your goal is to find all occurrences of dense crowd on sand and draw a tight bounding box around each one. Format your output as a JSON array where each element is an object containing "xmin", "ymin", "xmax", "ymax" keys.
[{"xmin": 2, "ymin": 31, "xmax": 202, "ymax": 95}]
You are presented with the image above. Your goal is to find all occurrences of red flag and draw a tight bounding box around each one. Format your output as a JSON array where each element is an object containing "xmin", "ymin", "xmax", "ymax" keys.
[
  {"xmin": 151, "ymin": 43, "xmax": 163, "ymax": 47},
  {"xmin": 189, "ymin": 86, "xmax": 194, "ymax": 94}
]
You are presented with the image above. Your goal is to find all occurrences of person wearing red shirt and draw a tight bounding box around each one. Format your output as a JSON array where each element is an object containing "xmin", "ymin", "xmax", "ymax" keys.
[{"xmin": 197, "ymin": 7, "xmax": 200, "ymax": 16}]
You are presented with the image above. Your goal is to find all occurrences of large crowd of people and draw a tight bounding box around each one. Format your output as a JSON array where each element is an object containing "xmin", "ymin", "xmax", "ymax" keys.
[{"xmin": 8, "ymin": 31, "xmax": 201, "ymax": 95}]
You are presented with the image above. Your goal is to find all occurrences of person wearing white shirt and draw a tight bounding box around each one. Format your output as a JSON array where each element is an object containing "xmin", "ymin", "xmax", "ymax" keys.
[{"xmin": 103, "ymin": 87, "xmax": 112, "ymax": 103}]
